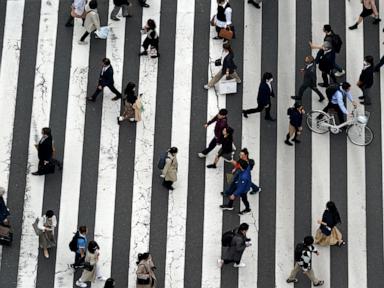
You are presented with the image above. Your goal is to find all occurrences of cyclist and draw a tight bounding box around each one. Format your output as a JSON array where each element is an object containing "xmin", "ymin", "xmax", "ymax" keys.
[{"xmin": 322, "ymin": 82, "xmax": 357, "ymax": 124}]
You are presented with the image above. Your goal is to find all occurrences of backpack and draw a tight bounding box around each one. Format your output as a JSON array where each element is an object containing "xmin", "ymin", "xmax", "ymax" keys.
[
  {"xmin": 157, "ymin": 152, "xmax": 169, "ymax": 170},
  {"xmin": 221, "ymin": 229, "xmax": 236, "ymax": 247},
  {"xmin": 325, "ymin": 83, "xmax": 340, "ymax": 101},
  {"xmin": 287, "ymin": 107, "xmax": 295, "ymax": 116},
  {"xmin": 294, "ymin": 243, "xmax": 305, "ymax": 262},
  {"xmin": 331, "ymin": 34, "xmax": 343, "ymax": 53},
  {"xmin": 69, "ymin": 231, "xmax": 83, "ymax": 252}
]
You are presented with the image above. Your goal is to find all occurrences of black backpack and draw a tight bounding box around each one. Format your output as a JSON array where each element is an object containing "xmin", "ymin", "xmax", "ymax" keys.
[
  {"xmin": 287, "ymin": 107, "xmax": 295, "ymax": 116},
  {"xmin": 157, "ymin": 151, "xmax": 169, "ymax": 170},
  {"xmin": 331, "ymin": 34, "xmax": 343, "ymax": 53},
  {"xmin": 69, "ymin": 231, "xmax": 83, "ymax": 252},
  {"xmin": 325, "ymin": 83, "xmax": 340, "ymax": 101},
  {"xmin": 221, "ymin": 229, "xmax": 236, "ymax": 247},
  {"xmin": 294, "ymin": 243, "xmax": 305, "ymax": 262}
]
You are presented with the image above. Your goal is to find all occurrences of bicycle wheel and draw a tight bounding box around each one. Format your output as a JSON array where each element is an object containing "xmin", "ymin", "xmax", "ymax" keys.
[
  {"xmin": 306, "ymin": 111, "xmax": 331, "ymax": 134},
  {"xmin": 347, "ymin": 124, "xmax": 374, "ymax": 146}
]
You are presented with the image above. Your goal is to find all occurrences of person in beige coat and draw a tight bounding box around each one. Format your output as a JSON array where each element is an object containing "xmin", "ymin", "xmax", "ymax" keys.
[
  {"xmin": 79, "ymin": 0, "xmax": 100, "ymax": 44},
  {"xmin": 160, "ymin": 147, "xmax": 178, "ymax": 190},
  {"xmin": 76, "ymin": 241, "xmax": 107, "ymax": 287},
  {"xmin": 117, "ymin": 82, "xmax": 142, "ymax": 124},
  {"xmin": 136, "ymin": 253, "xmax": 157, "ymax": 288}
]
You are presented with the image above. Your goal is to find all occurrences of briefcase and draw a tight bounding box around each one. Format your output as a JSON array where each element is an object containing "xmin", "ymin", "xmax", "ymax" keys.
[
  {"xmin": 219, "ymin": 27, "xmax": 233, "ymax": 40},
  {"xmin": 0, "ymin": 225, "xmax": 13, "ymax": 246},
  {"xmin": 216, "ymin": 78, "xmax": 237, "ymax": 95}
]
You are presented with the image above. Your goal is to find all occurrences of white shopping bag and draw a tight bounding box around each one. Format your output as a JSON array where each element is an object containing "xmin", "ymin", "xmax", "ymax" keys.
[
  {"xmin": 216, "ymin": 78, "xmax": 237, "ymax": 95},
  {"xmin": 95, "ymin": 26, "xmax": 110, "ymax": 39}
]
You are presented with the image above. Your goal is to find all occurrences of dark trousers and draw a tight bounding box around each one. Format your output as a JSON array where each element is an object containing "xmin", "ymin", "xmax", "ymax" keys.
[
  {"xmin": 80, "ymin": 31, "xmax": 90, "ymax": 42},
  {"xmin": 138, "ymin": 0, "xmax": 147, "ymax": 5},
  {"xmin": 202, "ymin": 137, "xmax": 218, "ymax": 155},
  {"xmin": 298, "ymin": 83, "xmax": 324, "ymax": 99},
  {"xmin": 91, "ymin": 84, "xmax": 121, "ymax": 100},
  {"xmin": 74, "ymin": 253, "xmax": 85, "ymax": 268},
  {"xmin": 244, "ymin": 104, "xmax": 272, "ymax": 119},
  {"xmin": 142, "ymin": 37, "xmax": 159, "ymax": 51},
  {"xmin": 162, "ymin": 180, "xmax": 173, "ymax": 189},
  {"xmin": 360, "ymin": 86, "xmax": 371, "ymax": 104},
  {"xmin": 323, "ymin": 102, "xmax": 345, "ymax": 124},
  {"xmin": 227, "ymin": 193, "xmax": 250, "ymax": 210},
  {"xmin": 321, "ymin": 70, "xmax": 337, "ymax": 86}
]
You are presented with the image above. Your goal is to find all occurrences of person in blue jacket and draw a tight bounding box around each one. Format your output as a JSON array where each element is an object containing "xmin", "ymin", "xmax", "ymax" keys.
[{"xmin": 220, "ymin": 159, "xmax": 252, "ymax": 215}]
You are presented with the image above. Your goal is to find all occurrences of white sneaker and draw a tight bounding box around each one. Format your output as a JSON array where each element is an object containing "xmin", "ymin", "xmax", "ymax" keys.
[
  {"xmin": 217, "ymin": 259, "xmax": 224, "ymax": 268},
  {"xmin": 76, "ymin": 280, "xmax": 87, "ymax": 288},
  {"xmin": 198, "ymin": 153, "xmax": 206, "ymax": 158},
  {"xmin": 78, "ymin": 40, "xmax": 87, "ymax": 45},
  {"xmin": 204, "ymin": 84, "xmax": 209, "ymax": 90},
  {"xmin": 334, "ymin": 70, "xmax": 345, "ymax": 77},
  {"xmin": 233, "ymin": 262, "xmax": 246, "ymax": 268}
]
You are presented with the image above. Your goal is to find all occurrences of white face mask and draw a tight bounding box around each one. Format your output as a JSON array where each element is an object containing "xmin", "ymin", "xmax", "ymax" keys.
[
  {"xmin": 363, "ymin": 61, "xmax": 370, "ymax": 68},
  {"xmin": 267, "ymin": 78, "xmax": 273, "ymax": 83}
]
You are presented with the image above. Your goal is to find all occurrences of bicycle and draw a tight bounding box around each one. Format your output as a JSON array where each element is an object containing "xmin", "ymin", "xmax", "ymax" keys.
[{"xmin": 306, "ymin": 108, "xmax": 374, "ymax": 146}]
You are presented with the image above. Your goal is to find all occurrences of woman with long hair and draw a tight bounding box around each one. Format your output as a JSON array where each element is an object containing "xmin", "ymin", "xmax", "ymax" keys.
[
  {"xmin": 136, "ymin": 252, "xmax": 157, "ymax": 288},
  {"xmin": 314, "ymin": 201, "xmax": 346, "ymax": 247}
]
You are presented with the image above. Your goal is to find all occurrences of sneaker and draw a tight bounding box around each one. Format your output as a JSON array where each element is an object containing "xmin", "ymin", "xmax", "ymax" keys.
[
  {"xmin": 242, "ymin": 110, "xmax": 248, "ymax": 118},
  {"xmin": 220, "ymin": 205, "xmax": 234, "ymax": 211},
  {"xmin": 334, "ymin": 70, "xmax": 345, "ymax": 77},
  {"xmin": 349, "ymin": 23, "xmax": 358, "ymax": 30},
  {"xmin": 207, "ymin": 164, "xmax": 216, "ymax": 168},
  {"xmin": 217, "ymin": 259, "xmax": 224, "ymax": 268},
  {"xmin": 238, "ymin": 209, "xmax": 251, "ymax": 215},
  {"xmin": 285, "ymin": 139, "xmax": 293, "ymax": 146},
  {"xmin": 110, "ymin": 16, "xmax": 120, "ymax": 21},
  {"xmin": 203, "ymin": 84, "xmax": 209, "ymax": 90},
  {"xmin": 233, "ymin": 262, "xmax": 246, "ymax": 268},
  {"xmin": 286, "ymin": 278, "xmax": 298, "ymax": 283},
  {"xmin": 76, "ymin": 280, "xmax": 87, "ymax": 288},
  {"xmin": 142, "ymin": 3, "xmax": 150, "ymax": 7},
  {"xmin": 250, "ymin": 187, "xmax": 261, "ymax": 195},
  {"xmin": 314, "ymin": 280, "xmax": 324, "ymax": 286},
  {"xmin": 198, "ymin": 153, "xmax": 206, "ymax": 158}
]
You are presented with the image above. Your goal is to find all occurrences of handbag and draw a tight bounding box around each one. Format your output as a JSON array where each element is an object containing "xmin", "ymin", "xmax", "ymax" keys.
[
  {"xmin": 214, "ymin": 58, "xmax": 221, "ymax": 66},
  {"xmin": 219, "ymin": 27, "xmax": 233, "ymax": 40},
  {"xmin": 83, "ymin": 262, "xmax": 94, "ymax": 271},
  {"xmin": 32, "ymin": 218, "xmax": 43, "ymax": 236},
  {"xmin": 137, "ymin": 277, "xmax": 151, "ymax": 285},
  {"xmin": 210, "ymin": 15, "xmax": 216, "ymax": 26},
  {"xmin": 95, "ymin": 26, "xmax": 110, "ymax": 39}
]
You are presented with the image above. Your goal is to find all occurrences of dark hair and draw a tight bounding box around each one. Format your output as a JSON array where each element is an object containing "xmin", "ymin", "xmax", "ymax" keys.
[
  {"xmin": 262, "ymin": 72, "xmax": 273, "ymax": 81},
  {"xmin": 124, "ymin": 82, "xmax": 136, "ymax": 95},
  {"xmin": 222, "ymin": 42, "xmax": 233, "ymax": 54},
  {"xmin": 238, "ymin": 223, "xmax": 249, "ymax": 232},
  {"xmin": 218, "ymin": 108, "xmax": 228, "ymax": 116},
  {"xmin": 241, "ymin": 148, "xmax": 249, "ymax": 156},
  {"xmin": 305, "ymin": 55, "xmax": 314, "ymax": 63},
  {"xmin": 104, "ymin": 278, "xmax": 115, "ymax": 288},
  {"xmin": 341, "ymin": 82, "xmax": 351, "ymax": 90},
  {"xmin": 238, "ymin": 159, "xmax": 248, "ymax": 170},
  {"xmin": 89, "ymin": 0, "xmax": 98, "ymax": 9},
  {"xmin": 225, "ymin": 126, "xmax": 234, "ymax": 136},
  {"xmin": 323, "ymin": 24, "xmax": 332, "ymax": 32},
  {"xmin": 294, "ymin": 102, "xmax": 303, "ymax": 109},
  {"xmin": 147, "ymin": 19, "xmax": 156, "ymax": 30},
  {"xmin": 169, "ymin": 147, "xmax": 178, "ymax": 154},
  {"xmin": 103, "ymin": 58, "xmax": 111, "ymax": 66},
  {"xmin": 79, "ymin": 225, "xmax": 87, "ymax": 234},
  {"xmin": 42, "ymin": 127, "xmax": 51, "ymax": 136},
  {"xmin": 136, "ymin": 252, "xmax": 150, "ymax": 264},
  {"xmin": 326, "ymin": 201, "xmax": 341, "ymax": 224},
  {"xmin": 87, "ymin": 240, "xmax": 100, "ymax": 253},
  {"xmin": 364, "ymin": 55, "xmax": 374, "ymax": 66},
  {"xmin": 45, "ymin": 210, "xmax": 54, "ymax": 218},
  {"xmin": 304, "ymin": 235, "xmax": 314, "ymax": 246}
]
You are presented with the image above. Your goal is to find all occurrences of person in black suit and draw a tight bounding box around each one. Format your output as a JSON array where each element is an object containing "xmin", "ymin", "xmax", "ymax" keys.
[
  {"xmin": 291, "ymin": 56, "xmax": 324, "ymax": 102},
  {"xmin": 32, "ymin": 127, "xmax": 53, "ymax": 176},
  {"xmin": 357, "ymin": 55, "xmax": 374, "ymax": 105},
  {"xmin": 315, "ymin": 41, "xmax": 336, "ymax": 88},
  {"xmin": 87, "ymin": 58, "xmax": 122, "ymax": 102},
  {"xmin": 242, "ymin": 72, "xmax": 275, "ymax": 121}
]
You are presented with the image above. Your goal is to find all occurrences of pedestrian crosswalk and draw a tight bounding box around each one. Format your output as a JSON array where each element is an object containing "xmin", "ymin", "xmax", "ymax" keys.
[{"xmin": 0, "ymin": 0, "xmax": 383, "ymax": 287}]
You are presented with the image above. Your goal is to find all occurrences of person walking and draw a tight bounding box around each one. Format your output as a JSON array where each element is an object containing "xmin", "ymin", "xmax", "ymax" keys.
[
  {"xmin": 139, "ymin": 19, "xmax": 159, "ymax": 58},
  {"xmin": 76, "ymin": 241, "xmax": 106, "ymax": 287},
  {"xmin": 104, "ymin": 278, "xmax": 116, "ymax": 287},
  {"xmin": 218, "ymin": 223, "xmax": 251, "ymax": 268},
  {"xmin": 198, "ymin": 108, "xmax": 228, "ymax": 158},
  {"xmin": 220, "ymin": 159, "xmax": 252, "ymax": 215},
  {"xmin": 117, "ymin": 82, "xmax": 142, "ymax": 124},
  {"xmin": 160, "ymin": 147, "xmax": 178, "ymax": 191},
  {"xmin": 0, "ymin": 187, "xmax": 10, "ymax": 226},
  {"xmin": 314, "ymin": 201, "xmax": 346, "ymax": 247},
  {"xmin": 137, "ymin": 0, "xmax": 149, "ymax": 8},
  {"xmin": 247, "ymin": 0, "xmax": 261, "ymax": 9},
  {"xmin": 37, "ymin": 210, "xmax": 57, "ymax": 259},
  {"xmin": 349, "ymin": 0, "xmax": 381, "ymax": 30},
  {"xmin": 207, "ymin": 127, "xmax": 235, "ymax": 169},
  {"xmin": 87, "ymin": 58, "xmax": 122, "ymax": 102},
  {"xmin": 204, "ymin": 42, "xmax": 241, "ymax": 89},
  {"xmin": 71, "ymin": 225, "xmax": 88, "ymax": 269},
  {"xmin": 322, "ymin": 82, "xmax": 357, "ymax": 124},
  {"xmin": 79, "ymin": 0, "xmax": 100, "ymax": 44},
  {"xmin": 32, "ymin": 127, "xmax": 54, "ymax": 176},
  {"xmin": 285, "ymin": 103, "xmax": 305, "ymax": 146},
  {"xmin": 291, "ymin": 56, "xmax": 324, "ymax": 102},
  {"xmin": 315, "ymin": 41, "xmax": 336, "ymax": 88},
  {"xmin": 242, "ymin": 72, "xmax": 275, "ymax": 121},
  {"xmin": 286, "ymin": 235, "xmax": 324, "ymax": 286},
  {"xmin": 65, "ymin": 0, "xmax": 86, "ymax": 27},
  {"xmin": 309, "ymin": 24, "xmax": 345, "ymax": 77},
  {"xmin": 357, "ymin": 55, "xmax": 374, "ymax": 105},
  {"xmin": 212, "ymin": 0, "xmax": 233, "ymax": 40},
  {"xmin": 136, "ymin": 253, "xmax": 157, "ymax": 288},
  {"xmin": 110, "ymin": 0, "xmax": 132, "ymax": 21}
]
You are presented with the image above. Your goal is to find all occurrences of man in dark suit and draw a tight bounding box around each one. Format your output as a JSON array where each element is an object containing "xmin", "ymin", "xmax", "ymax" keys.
[
  {"xmin": 87, "ymin": 58, "xmax": 122, "ymax": 102},
  {"xmin": 32, "ymin": 127, "xmax": 53, "ymax": 176},
  {"xmin": 242, "ymin": 72, "xmax": 275, "ymax": 121},
  {"xmin": 357, "ymin": 55, "xmax": 374, "ymax": 105},
  {"xmin": 291, "ymin": 56, "xmax": 324, "ymax": 102},
  {"xmin": 315, "ymin": 41, "xmax": 336, "ymax": 88}
]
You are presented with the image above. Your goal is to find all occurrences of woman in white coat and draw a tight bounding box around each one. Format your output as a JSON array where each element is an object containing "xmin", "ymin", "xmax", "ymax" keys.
[{"xmin": 37, "ymin": 210, "xmax": 57, "ymax": 259}]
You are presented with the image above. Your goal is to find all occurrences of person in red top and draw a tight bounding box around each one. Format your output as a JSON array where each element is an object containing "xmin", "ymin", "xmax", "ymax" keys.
[{"xmin": 198, "ymin": 109, "xmax": 228, "ymax": 158}]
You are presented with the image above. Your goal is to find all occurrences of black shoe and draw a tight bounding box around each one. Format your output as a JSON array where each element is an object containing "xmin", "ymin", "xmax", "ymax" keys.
[
  {"xmin": 207, "ymin": 164, "xmax": 217, "ymax": 168},
  {"xmin": 213, "ymin": 36, "xmax": 223, "ymax": 40},
  {"xmin": 111, "ymin": 96, "xmax": 121, "ymax": 101},
  {"xmin": 293, "ymin": 138, "xmax": 301, "ymax": 143},
  {"xmin": 238, "ymin": 209, "xmax": 251, "ymax": 215},
  {"xmin": 220, "ymin": 205, "xmax": 234, "ymax": 211},
  {"xmin": 291, "ymin": 96, "xmax": 301, "ymax": 100},
  {"xmin": 250, "ymin": 187, "xmax": 261, "ymax": 195},
  {"xmin": 32, "ymin": 171, "xmax": 41, "ymax": 176},
  {"xmin": 117, "ymin": 117, "xmax": 121, "ymax": 125},
  {"xmin": 286, "ymin": 278, "xmax": 298, "ymax": 283},
  {"xmin": 265, "ymin": 116, "xmax": 275, "ymax": 121},
  {"xmin": 285, "ymin": 139, "xmax": 293, "ymax": 146},
  {"xmin": 318, "ymin": 83, "xmax": 329, "ymax": 88},
  {"xmin": 110, "ymin": 16, "xmax": 120, "ymax": 21},
  {"xmin": 87, "ymin": 97, "xmax": 95, "ymax": 102},
  {"xmin": 358, "ymin": 96, "xmax": 365, "ymax": 100},
  {"xmin": 139, "ymin": 51, "xmax": 148, "ymax": 56},
  {"xmin": 319, "ymin": 96, "xmax": 325, "ymax": 102},
  {"xmin": 360, "ymin": 101, "xmax": 371, "ymax": 105},
  {"xmin": 349, "ymin": 23, "xmax": 358, "ymax": 30},
  {"xmin": 242, "ymin": 110, "xmax": 248, "ymax": 118},
  {"xmin": 151, "ymin": 53, "xmax": 159, "ymax": 58},
  {"xmin": 141, "ymin": 3, "xmax": 150, "ymax": 7}
]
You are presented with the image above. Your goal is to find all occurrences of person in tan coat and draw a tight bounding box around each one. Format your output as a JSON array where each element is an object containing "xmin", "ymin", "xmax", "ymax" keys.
[
  {"xmin": 160, "ymin": 147, "xmax": 178, "ymax": 190},
  {"xmin": 117, "ymin": 82, "xmax": 142, "ymax": 124},
  {"xmin": 79, "ymin": 0, "xmax": 100, "ymax": 44},
  {"xmin": 136, "ymin": 253, "xmax": 157, "ymax": 288}
]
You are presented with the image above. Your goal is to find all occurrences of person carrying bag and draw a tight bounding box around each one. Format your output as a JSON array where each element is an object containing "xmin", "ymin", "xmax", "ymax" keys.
[{"xmin": 136, "ymin": 253, "xmax": 157, "ymax": 288}]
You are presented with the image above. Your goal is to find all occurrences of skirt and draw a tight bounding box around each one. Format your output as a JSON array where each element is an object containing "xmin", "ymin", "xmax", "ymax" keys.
[
  {"xmin": 39, "ymin": 231, "xmax": 56, "ymax": 249},
  {"xmin": 314, "ymin": 226, "xmax": 343, "ymax": 246}
]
